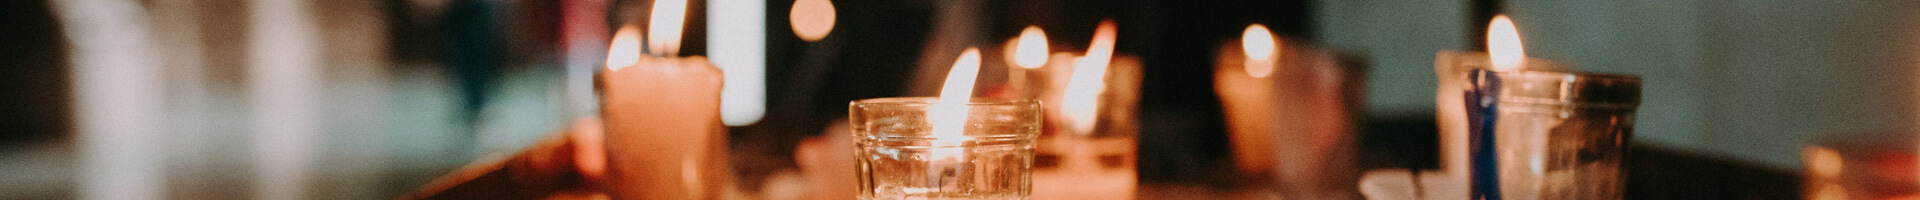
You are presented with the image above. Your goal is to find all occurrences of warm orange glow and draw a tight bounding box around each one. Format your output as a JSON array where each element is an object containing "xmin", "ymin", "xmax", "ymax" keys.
[
  {"xmin": 1806, "ymin": 147, "xmax": 1844, "ymax": 178},
  {"xmin": 1488, "ymin": 15, "xmax": 1526, "ymax": 71},
  {"xmin": 647, "ymin": 0, "xmax": 689, "ymax": 56},
  {"xmin": 1012, "ymin": 26, "xmax": 1051, "ymax": 69},
  {"xmin": 1061, "ymin": 20, "xmax": 1118, "ymax": 134},
  {"xmin": 607, "ymin": 25, "xmax": 644, "ymax": 71},
  {"xmin": 1241, "ymin": 24, "xmax": 1278, "ymax": 78},
  {"xmin": 789, "ymin": 0, "xmax": 835, "ymax": 42}
]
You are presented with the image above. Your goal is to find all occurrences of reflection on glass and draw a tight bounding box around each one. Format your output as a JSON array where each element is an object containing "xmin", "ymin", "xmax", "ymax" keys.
[
  {"xmin": 1465, "ymin": 69, "xmax": 1640, "ymax": 200},
  {"xmin": 851, "ymin": 97, "xmax": 1041, "ymax": 200}
]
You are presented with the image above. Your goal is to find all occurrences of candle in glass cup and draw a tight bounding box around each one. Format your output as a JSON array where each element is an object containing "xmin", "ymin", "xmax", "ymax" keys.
[
  {"xmin": 598, "ymin": 1, "xmax": 732, "ymax": 198},
  {"xmin": 1462, "ymin": 68, "xmax": 1640, "ymax": 200},
  {"xmin": 1009, "ymin": 52, "xmax": 1142, "ymax": 200},
  {"xmin": 1003, "ymin": 20, "xmax": 1144, "ymax": 200},
  {"xmin": 853, "ymin": 49, "xmax": 1040, "ymax": 200},
  {"xmin": 851, "ymin": 97, "xmax": 1041, "ymax": 200},
  {"xmin": 1435, "ymin": 15, "xmax": 1578, "ymax": 178},
  {"xmin": 1454, "ymin": 15, "xmax": 1641, "ymax": 200},
  {"xmin": 1001, "ymin": 21, "xmax": 1142, "ymax": 138}
]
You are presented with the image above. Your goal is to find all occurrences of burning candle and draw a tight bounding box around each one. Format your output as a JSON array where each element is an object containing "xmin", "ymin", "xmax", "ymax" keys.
[
  {"xmin": 1215, "ymin": 23, "xmax": 1363, "ymax": 199},
  {"xmin": 1010, "ymin": 26, "xmax": 1050, "ymax": 69},
  {"xmin": 1242, "ymin": 24, "xmax": 1279, "ymax": 78},
  {"xmin": 1021, "ymin": 20, "xmax": 1144, "ymax": 200},
  {"xmin": 1060, "ymin": 21, "xmax": 1119, "ymax": 135},
  {"xmin": 599, "ymin": 0, "xmax": 732, "ymax": 198},
  {"xmin": 925, "ymin": 49, "xmax": 984, "ymax": 193},
  {"xmin": 1434, "ymin": 14, "xmax": 1573, "ymax": 179},
  {"xmin": 1459, "ymin": 14, "xmax": 1641, "ymax": 200},
  {"xmin": 1220, "ymin": 24, "xmax": 1284, "ymax": 175},
  {"xmin": 1003, "ymin": 26, "xmax": 1051, "ymax": 98},
  {"xmin": 1364, "ymin": 14, "xmax": 1587, "ymax": 200},
  {"xmin": 852, "ymin": 48, "xmax": 1041, "ymax": 200},
  {"xmin": 1002, "ymin": 20, "xmax": 1143, "ymax": 136}
]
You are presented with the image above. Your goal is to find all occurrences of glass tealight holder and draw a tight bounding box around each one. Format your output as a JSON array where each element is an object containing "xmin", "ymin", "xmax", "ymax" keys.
[
  {"xmin": 850, "ymin": 97, "xmax": 1042, "ymax": 200},
  {"xmin": 1464, "ymin": 68, "xmax": 1641, "ymax": 200}
]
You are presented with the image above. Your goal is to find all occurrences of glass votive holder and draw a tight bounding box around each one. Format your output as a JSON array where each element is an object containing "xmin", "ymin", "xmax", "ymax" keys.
[
  {"xmin": 850, "ymin": 97, "xmax": 1042, "ymax": 200},
  {"xmin": 1025, "ymin": 52, "xmax": 1143, "ymax": 200},
  {"xmin": 1464, "ymin": 68, "xmax": 1641, "ymax": 200}
]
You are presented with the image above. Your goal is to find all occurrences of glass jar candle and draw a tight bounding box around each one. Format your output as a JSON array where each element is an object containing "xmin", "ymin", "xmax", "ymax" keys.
[
  {"xmin": 850, "ymin": 97, "xmax": 1042, "ymax": 200},
  {"xmin": 1464, "ymin": 69, "xmax": 1641, "ymax": 200}
]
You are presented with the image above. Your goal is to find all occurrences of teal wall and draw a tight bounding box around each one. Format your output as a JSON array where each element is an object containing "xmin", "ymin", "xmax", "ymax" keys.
[{"xmin": 1318, "ymin": 0, "xmax": 1920, "ymax": 169}]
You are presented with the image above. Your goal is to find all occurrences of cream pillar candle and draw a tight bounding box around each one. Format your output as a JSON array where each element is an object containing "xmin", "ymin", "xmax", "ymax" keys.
[{"xmin": 599, "ymin": 1, "xmax": 732, "ymax": 198}]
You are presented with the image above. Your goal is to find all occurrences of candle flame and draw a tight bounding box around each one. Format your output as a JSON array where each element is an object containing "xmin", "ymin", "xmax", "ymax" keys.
[
  {"xmin": 927, "ymin": 48, "xmax": 982, "ymax": 166},
  {"xmin": 607, "ymin": 25, "xmax": 643, "ymax": 71},
  {"xmin": 789, "ymin": 0, "xmax": 835, "ymax": 42},
  {"xmin": 1012, "ymin": 26, "xmax": 1051, "ymax": 69},
  {"xmin": 648, "ymin": 0, "xmax": 689, "ymax": 56},
  {"xmin": 1488, "ymin": 15, "xmax": 1526, "ymax": 71},
  {"xmin": 1241, "ymin": 24, "xmax": 1278, "ymax": 78},
  {"xmin": 929, "ymin": 48, "xmax": 983, "ymax": 141},
  {"xmin": 1061, "ymin": 20, "xmax": 1118, "ymax": 134}
]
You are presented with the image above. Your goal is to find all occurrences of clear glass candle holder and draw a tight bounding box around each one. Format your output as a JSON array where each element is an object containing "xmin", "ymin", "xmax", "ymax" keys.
[
  {"xmin": 1464, "ymin": 69, "xmax": 1641, "ymax": 200},
  {"xmin": 850, "ymin": 97, "xmax": 1042, "ymax": 200}
]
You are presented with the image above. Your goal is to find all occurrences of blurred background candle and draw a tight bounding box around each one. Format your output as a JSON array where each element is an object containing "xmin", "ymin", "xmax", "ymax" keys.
[
  {"xmin": 1010, "ymin": 20, "xmax": 1146, "ymax": 200},
  {"xmin": 1215, "ymin": 23, "xmax": 1365, "ymax": 200},
  {"xmin": 1220, "ymin": 24, "xmax": 1283, "ymax": 176},
  {"xmin": 1003, "ymin": 26, "xmax": 1049, "ymax": 98},
  {"xmin": 1804, "ymin": 132, "xmax": 1920, "ymax": 200},
  {"xmin": 997, "ymin": 20, "xmax": 1143, "ymax": 139},
  {"xmin": 598, "ymin": 0, "xmax": 732, "ymax": 198}
]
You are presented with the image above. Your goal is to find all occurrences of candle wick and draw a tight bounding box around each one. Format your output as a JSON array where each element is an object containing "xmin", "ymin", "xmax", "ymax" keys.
[{"xmin": 926, "ymin": 160, "xmax": 963, "ymax": 196}]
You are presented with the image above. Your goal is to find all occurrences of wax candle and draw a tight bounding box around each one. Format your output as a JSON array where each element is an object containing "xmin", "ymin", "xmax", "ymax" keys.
[
  {"xmin": 1001, "ymin": 21, "xmax": 1143, "ymax": 137},
  {"xmin": 1003, "ymin": 26, "xmax": 1050, "ymax": 98},
  {"xmin": 1361, "ymin": 14, "xmax": 1580, "ymax": 200},
  {"xmin": 853, "ymin": 48, "xmax": 1042, "ymax": 200},
  {"xmin": 1218, "ymin": 24, "xmax": 1285, "ymax": 175},
  {"xmin": 1214, "ymin": 23, "xmax": 1362, "ymax": 199},
  {"xmin": 925, "ymin": 49, "xmax": 983, "ymax": 195},
  {"xmin": 1005, "ymin": 20, "xmax": 1145, "ymax": 200},
  {"xmin": 1459, "ymin": 15, "xmax": 1641, "ymax": 200},
  {"xmin": 1435, "ymin": 15, "xmax": 1572, "ymax": 178},
  {"xmin": 599, "ymin": 0, "xmax": 732, "ymax": 198}
]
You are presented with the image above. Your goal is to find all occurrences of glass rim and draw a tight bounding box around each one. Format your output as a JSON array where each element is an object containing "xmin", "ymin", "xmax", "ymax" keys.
[
  {"xmin": 1469, "ymin": 68, "xmax": 1642, "ymax": 107},
  {"xmin": 1480, "ymin": 69, "xmax": 1642, "ymax": 83},
  {"xmin": 849, "ymin": 97, "xmax": 1042, "ymax": 142}
]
